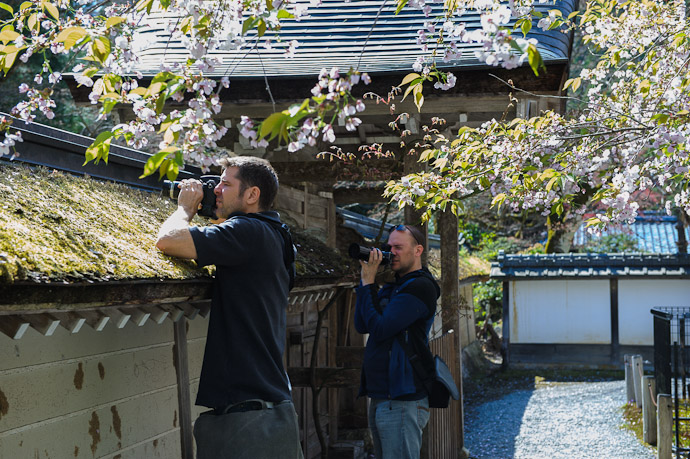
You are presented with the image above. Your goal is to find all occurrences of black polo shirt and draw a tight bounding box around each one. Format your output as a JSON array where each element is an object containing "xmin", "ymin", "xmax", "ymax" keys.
[{"xmin": 189, "ymin": 211, "xmax": 292, "ymax": 408}]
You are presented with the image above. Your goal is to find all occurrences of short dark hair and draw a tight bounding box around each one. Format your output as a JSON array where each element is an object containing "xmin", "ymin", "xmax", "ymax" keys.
[{"xmin": 218, "ymin": 156, "xmax": 279, "ymax": 211}]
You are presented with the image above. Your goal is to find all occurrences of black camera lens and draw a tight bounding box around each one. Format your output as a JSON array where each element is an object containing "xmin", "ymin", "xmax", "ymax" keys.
[
  {"xmin": 162, "ymin": 180, "xmax": 182, "ymax": 199},
  {"xmin": 161, "ymin": 175, "xmax": 221, "ymax": 219},
  {"xmin": 348, "ymin": 243, "xmax": 392, "ymax": 265}
]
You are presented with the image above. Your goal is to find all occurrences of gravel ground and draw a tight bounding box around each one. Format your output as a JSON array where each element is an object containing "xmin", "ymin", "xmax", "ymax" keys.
[{"xmin": 464, "ymin": 379, "xmax": 655, "ymax": 459}]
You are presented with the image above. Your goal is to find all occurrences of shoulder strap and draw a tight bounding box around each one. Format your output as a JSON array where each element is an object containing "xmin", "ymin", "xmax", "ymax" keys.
[
  {"xmin": 238, "ymin": 213, "xmax": 296, "ymax": 291},
  {"xmin": 395, "ymin": 331, "xmax": 435, "ymax": 395},
  {"xmin": 395, "ymin": 276, "xmax": 436, "ymax": 320}
]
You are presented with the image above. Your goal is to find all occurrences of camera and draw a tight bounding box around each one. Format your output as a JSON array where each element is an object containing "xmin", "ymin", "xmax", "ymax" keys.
[
  {"xmin": 348, "ymin": 243, "xmax": 392, "ymax": 266},
  {"xmin": 162, "ymin": 175, "xmax": 220, "ymax": 219}
]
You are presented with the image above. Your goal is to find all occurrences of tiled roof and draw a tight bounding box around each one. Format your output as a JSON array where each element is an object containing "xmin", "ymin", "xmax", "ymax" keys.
[
  {"xmin": 490, "ymin": 250, "xmax": 690, "ymax": 279},
  {"xmin": 132, "ymin": 0, "xmax": 575, "ymax": 78},
  {"xmin": 572, "ymin": 214, "xmax": 690, "ymax": 254},
  {"xmin": 337, "ymin": 207, "xmax": 442, "ymax": 248}
]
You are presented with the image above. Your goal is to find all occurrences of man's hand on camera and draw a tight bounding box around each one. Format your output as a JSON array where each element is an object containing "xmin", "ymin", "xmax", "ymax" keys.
[
  {"xmin": 178, "ymin": 179, "xmax": 204, "ymax": 220},
  {"xmin": 359, "ymin": 248, "xmax": 382, "ymax": 286}
]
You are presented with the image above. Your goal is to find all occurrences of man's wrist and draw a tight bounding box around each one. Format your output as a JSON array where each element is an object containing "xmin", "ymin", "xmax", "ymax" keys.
[{"xmin": 177, "ymin": 205, "xmax": 197, "ymax": 222}]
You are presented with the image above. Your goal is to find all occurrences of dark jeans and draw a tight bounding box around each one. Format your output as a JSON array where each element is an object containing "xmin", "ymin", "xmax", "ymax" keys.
[{"xmin": 194, "ymin": 400, "xmax": 303, "ymax": 459}]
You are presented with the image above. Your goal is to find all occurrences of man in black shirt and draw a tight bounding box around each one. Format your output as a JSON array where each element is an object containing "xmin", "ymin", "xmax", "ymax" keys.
[{"xmin": 156, "ymin": 156, "xmax": 302, "ymax": 459}]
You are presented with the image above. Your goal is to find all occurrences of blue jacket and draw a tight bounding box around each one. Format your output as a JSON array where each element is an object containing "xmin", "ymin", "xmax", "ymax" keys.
[{"xmin": 354, "ymin": 268, "xmax": 440, "ymax": 400}]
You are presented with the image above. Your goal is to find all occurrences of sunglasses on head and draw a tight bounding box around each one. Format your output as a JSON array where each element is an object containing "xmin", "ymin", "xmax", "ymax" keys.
[{"xmin": 389, "ymin": 224, "xmax": 423, "ymax": 246}]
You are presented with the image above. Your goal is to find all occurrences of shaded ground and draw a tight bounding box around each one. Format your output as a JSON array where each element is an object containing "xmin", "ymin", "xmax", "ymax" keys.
[{"xmin": 464, "ymin": 370, "xmax": 655, "ymax": 459}]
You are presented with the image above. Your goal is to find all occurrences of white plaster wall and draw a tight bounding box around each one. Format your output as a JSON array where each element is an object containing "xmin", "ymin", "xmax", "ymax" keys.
[
  {"xmin": 618, "ymin": 279, "xmax": 690, "ymax": 345},
  {"xmin": 0, "ymin": 318, "xmax": 185, "ymax": 459},
  {"xmin": 510, "ymin": 279, "xmax": 611, "ymax": 344}
]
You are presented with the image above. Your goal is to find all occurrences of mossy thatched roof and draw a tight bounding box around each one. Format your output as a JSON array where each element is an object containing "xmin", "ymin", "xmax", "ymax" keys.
[
  {"xmin": 0, "ymin": 162, "xmax": 353, "ymax": 286},
  {"xmin": 0, "ymin": 162, "xmax": 204, "ymax": 283}
]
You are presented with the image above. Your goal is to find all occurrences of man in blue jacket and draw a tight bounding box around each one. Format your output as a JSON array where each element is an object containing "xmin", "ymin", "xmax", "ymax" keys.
[{"xmin": 355, "ymin": 224, "xmax": 440, "ymax": 459}]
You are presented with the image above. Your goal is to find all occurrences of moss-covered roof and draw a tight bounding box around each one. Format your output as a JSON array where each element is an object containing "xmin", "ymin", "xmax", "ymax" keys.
[
  {"xmin": 0, "ymin": 162, "xmax": 204, "ymax": 283},
  {"xmin": 0, "ymin": 162, "xmax": 353, "ymax": 286},
  {"xmin": 426, "ymin": 248, "xmax": 491, "ymax": 282}
]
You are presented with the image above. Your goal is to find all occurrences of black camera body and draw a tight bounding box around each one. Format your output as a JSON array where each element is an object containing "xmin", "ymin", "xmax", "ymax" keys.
[
  {"xmin": 348, "ymin": 243, "xmax": 392, "ymax": 266},
  {"xmin": 162, "ymin": 175, "xmax": 220, "ymax": 219}
]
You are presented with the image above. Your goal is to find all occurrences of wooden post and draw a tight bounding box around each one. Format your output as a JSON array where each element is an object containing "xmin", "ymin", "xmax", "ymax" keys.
[
  {"xmin": 657, "ymin": 394, "xmax": 672, "ymax": 459},
  {"xmin": 632, "ymin": 355, "xmax": 644, "ymax": 408},
  {"xmin": 439, "ymin": 208, "xmax": 467, "ymax": 459},
  {"xmin": 642, "ymin": 376, "xmax": 657, "ymax": 445},
  {"xmin": 624, "ymin": 354, "xmax": 635, "ymax": 404}
]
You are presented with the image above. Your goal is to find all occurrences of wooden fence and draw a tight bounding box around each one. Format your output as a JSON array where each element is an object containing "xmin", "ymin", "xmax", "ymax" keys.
[{"xmin": 425, "ymin": 332, "xmax": 463, "ymax": 458}]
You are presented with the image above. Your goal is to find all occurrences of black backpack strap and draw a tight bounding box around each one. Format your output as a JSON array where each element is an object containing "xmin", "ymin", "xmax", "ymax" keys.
[{"xmin": 395, "ymin": 329, "xmax": 435, "ymax": 395}]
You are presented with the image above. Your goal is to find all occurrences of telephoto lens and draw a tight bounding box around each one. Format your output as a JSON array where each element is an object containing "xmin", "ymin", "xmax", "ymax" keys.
[{"xmin": 348, "ymin": 243, "xmax": 392, "ymax": 265}]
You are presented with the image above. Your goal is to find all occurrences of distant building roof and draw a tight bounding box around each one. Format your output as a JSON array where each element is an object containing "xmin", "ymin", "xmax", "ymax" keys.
[
  {"xmin": 132, "ymin": 0, "xmax": 575, "ymax": 78},
  {"xmin": 490, "ymin": 250, "xmax": 690, "ymax": 279},
  {"xmin": 337, "ymin": 207, "xmax": 442, "ymax": 248},
  {"xmin": 572, "ymin": 213, "xmax": 689, "ymax": 254}
]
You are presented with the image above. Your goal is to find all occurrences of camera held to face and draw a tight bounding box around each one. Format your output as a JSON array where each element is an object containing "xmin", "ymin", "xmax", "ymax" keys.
[
  {"xmin": 348, "ymin": 243, "xmax": 392, "ymax": 266},
  {"xmin": 162, "ymin": 175, "xmax": 220, "ymax": 219}
]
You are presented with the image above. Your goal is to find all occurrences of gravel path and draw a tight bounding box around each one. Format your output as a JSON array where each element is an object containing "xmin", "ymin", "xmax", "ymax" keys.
[{"xmin": 464, "ymin": 380, "xmax": 655, "ymax": 459}]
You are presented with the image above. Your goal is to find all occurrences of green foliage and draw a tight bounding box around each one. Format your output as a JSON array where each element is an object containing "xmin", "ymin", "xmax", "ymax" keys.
[
  {"xmin": 459, "ymin": 221, "xmax": 482, "ymax": 249},
  {"xmin": 470, "ymin": 231, "xmax": 523, "ymax": 328},
  {"xmin": 474, "ymin": 279, "xmax": 502, "ymax": 327},
  {"xmin": 576, "ymin": 233, "xmax": 641, "ymax": 253},
  {"xmin": 474, "ymin": 233, "xmax": 521, "ymax": 262}
]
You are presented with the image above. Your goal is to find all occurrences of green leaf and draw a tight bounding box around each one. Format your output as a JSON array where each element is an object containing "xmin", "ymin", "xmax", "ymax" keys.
[
  {"xmin": 545, "ymin": 176, "xmax": 559, "ymax": 191},
  {"xmin": 28, "ymin": 14, "xmax": 38, "ymax": 32},
  {"xmin": 638, "ymin": 79, "xmax": 651, "ymax": 94},
  {"xmin": 414, "ymin": 86, "xmax": 424, "ymax": 111},
  {"xmin": 276, "ymin": 9, "xmax": 294, "ymax": 19},
  {"xmin": 652, "ymin": 113, "xmax": 670, "ymax": 124},
  {"xmin": 56, "ymin": 26, "xmax": 88, "ymax": 50},
  {"xmin": 158, "ymin": 159, "xmax": 170, "ymax": 179},
  {"xmin": 91, "ymin": 36, "xmax": 111, "ymax": 64},
  {"xmin": 166, "ymin": 161, "xmax": 179, "ymax": 181},
  {"xmin": 491, "ymin": 193, "xmax": 507, "ymax": 208},
  {"xmin": 527, "ymin": 44, "xmax": 545, "ymax": 76},
  {"xmin": 155, "ymin": 93, "xmax": 166, "ymax": 114},
  {"xmin": 260, "ymin": 112, "xmax": 287, "ymax": 139},
  {"xmin": 83, "ymin": 131, "xmax": 114, "ymax": 165},
  {"xmin": 395, "ymin": 0, "xmax": 408, "ymax": 14},
  {"xmin": 0, "ymin": 2, "xmax": 13, "ymax": 15},
  {"xmin": 146, "ymin": 81, "xmax": 167, "ymax": 96},
  {"xmin": 399, "ymin": 72, "xmax": 421, "ymax": 87},
  {"xmin": 0, "ymin": 29, "xmax": 19, "ymax": 43},
  {"xmin": 585, "ymin": 217, "xmax": 602, "ymax": 227},
  {"xmin": 139, "ymin": 149, "xmax": 173, "ymax": 179},
  {"xmin": 242, "ymin": 16, "xmax": 258, "ymax": 35},
  {"xmin": 135, "ymin": 0, "xmax": 154, "ymax": 13},
  {"xmin": 105, "ymin": 16, "xmax": 126, "ymax": 29},
  {"xmin": 42, "ymin": 1, "xmax": 58, "ymax": 20},
  {"xmin": 520, "ymin": 19, "xmax": 532, "ymax": 37},
  {"xmin": 152, "ymin": 71, "xmax": 175, "ymax": 84},
  {"xmin": 563, "ymin": 77, "xmax": 581, "ymax": 92},
  {"xmin": 257, "ymin": 18, "xmax": 266, "ymax": 37}
]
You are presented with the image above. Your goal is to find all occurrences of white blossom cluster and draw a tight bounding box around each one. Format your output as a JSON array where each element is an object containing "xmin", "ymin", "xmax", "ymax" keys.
[
  {"xmin": 240, "ymin": 67, "xmax": 370, "ymax": 152},
  {"xmin": 387, "ymin": 0, "xmax": 690, "ymax": 227}
]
